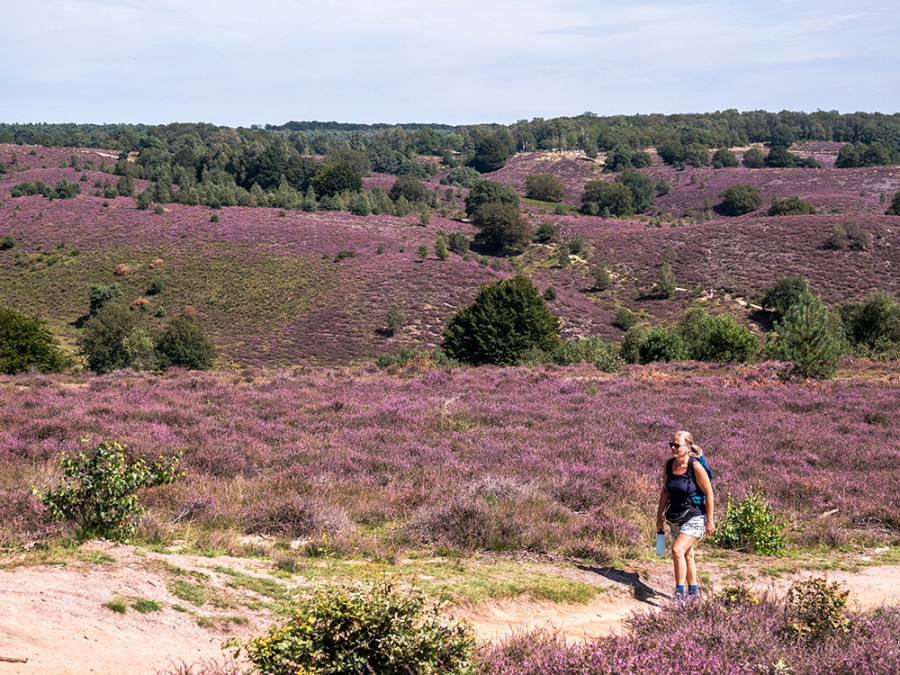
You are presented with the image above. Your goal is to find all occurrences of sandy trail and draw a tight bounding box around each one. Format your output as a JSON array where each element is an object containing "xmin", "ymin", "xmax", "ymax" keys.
[{"xmin": 1, "ymin": 542, "xmax": 898, "ymax": 675}]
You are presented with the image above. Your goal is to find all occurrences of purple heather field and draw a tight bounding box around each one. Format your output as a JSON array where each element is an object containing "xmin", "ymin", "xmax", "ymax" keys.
[
  {"xmin": 1, "ymin": 362, "xmax": 897, "ymax": 552},
  {"xmin": 2, "ymin": 142, "xmax": 900, "ymax": 365}
]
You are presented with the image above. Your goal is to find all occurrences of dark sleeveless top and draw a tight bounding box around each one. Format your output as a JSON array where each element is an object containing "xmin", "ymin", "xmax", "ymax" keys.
[{"xmin": 665, "ymin": 457, "xmax": 705, "ymax": 523}]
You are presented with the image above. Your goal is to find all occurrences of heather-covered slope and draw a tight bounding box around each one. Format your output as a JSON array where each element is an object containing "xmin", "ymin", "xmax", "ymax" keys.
[{"xmin": 2, "ymin": 143, "xmax": 900, "ymax": 367}]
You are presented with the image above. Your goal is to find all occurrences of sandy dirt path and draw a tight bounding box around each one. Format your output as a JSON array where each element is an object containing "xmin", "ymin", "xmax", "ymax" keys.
[{"xmin": 1, "ymin": 542, "xmax": 898, "ymax": 674}]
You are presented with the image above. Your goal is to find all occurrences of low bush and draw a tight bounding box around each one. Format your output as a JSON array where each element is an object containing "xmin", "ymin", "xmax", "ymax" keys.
[
  {"xmin": 242, "ymin": 495, "xmax": 351, "ymax": 540},
  {"xmin": 711, "ymin": 484, "xmax": 786, "ymax": 555},
  {"xmin": 786, "ymin": 577, "xmax": 851, "ymax": 640},
  {"xmin": 34, "ymin": 440, "xmax": 182, "ymax": 543},
  {"xmin": 229, "ymin": 580, "xmax": 476, "ymax": 675},
  {"xmin": 768, "ymin": 196, "xmax": 816, "ymax": 216}
]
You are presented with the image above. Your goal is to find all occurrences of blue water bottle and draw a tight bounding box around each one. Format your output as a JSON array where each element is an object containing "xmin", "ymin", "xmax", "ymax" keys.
[{"xmin": 656, "ymin": 530, "xmax": 666, "ymax": 555}]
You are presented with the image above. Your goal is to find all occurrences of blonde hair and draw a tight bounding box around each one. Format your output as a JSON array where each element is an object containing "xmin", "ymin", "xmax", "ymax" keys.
[{"xmin": 675, "ymin": 430, "xmax": 703, "ymax": 458}]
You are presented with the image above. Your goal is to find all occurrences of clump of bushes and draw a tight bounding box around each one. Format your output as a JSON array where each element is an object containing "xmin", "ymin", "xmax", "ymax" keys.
[
  {"xmin": 229, "ymin": 580, "xmax": 476, "ymax": 675},
  {"xmin": 826, "ymin": 221, "xmax": 870, "ymax": 250}
]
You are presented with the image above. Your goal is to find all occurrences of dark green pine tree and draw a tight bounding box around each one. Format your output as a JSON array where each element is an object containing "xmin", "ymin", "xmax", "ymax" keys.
[
  {"xmin": 442, "ymin": 275, "xmax": 561, "ymax": 365},
  {"xmin": 773, "ymin": 290, "xmax": 841, "ymax": 380}
]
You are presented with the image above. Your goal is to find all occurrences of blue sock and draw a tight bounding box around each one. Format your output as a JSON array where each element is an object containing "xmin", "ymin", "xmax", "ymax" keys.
[
  {"xmin": 675, "ymin": 585, "xmax": 685, "ymax": 596},
  {"xmin": 688, "ymin": 585, "xmax": 698, "ymax": 595}
]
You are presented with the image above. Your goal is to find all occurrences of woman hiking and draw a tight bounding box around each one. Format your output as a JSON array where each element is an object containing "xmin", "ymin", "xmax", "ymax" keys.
[{"xmin": 656, "ymin": 430, "xmax": 715, "ymax": 598}]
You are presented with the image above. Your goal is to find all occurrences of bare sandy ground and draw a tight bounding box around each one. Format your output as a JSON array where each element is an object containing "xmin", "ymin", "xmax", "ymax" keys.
[{"xmin": 1, "ymin": 542, "xmax": 898, "ymax": 675}]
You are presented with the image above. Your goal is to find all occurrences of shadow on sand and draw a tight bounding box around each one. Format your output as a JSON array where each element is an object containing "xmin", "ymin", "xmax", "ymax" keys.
[{"xmin": 577, "ymin": 565, "xmax": 664, "ymax": 606}]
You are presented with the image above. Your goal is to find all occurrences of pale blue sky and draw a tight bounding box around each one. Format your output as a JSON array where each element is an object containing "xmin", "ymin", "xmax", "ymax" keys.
[{"xmin": 2, "ymin": 0, "xmax": 897, "ymax": 126}]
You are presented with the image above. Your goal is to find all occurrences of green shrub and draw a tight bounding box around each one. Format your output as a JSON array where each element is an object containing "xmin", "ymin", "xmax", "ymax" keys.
[
  {"xmin": 552, "ymin": 336, "xmax": 623, "ymax": 372},
  {"xmin": 638, "ymin": 326, "xmax": 685, "ymax": 363},
  {"xmin": 384, "ymin": 305, "xmax": 404, "ymax": 336},
  {"xmin": 615, "ymin": 307, "xmax": 639, "ymax": 330},
  {"xmin": 445, "ymin": 166, "xmax": 482, "ymax": 189},
  {"xmin": 447, "ymin": 232, "xmax": 470, "ymax": 255},
  {"xmin": 593, "ymin": 264, "xmax": 611, "ymax": 291},
  {"xmin": 543, "ymin": 286, "xmax": 557, "ymax": 301},
  {"xmin": 786, "ymin": 577, "xmax": 851, "ymax": 640},
  {"xmin": 471, "ymin": 203, "xmax": 531, "ymax": 253},
  {"xmin": 34, "ymin": 440, "xmax": 182, "ymax": 543},
  {"xmin": 443, "ymin": 275, "xmax": 561, "ymax": 365},
  {"xmin": 535, "ymin": 222, "xmax": 556, "ymax": 242},
  {"xmin": 105, "ymin": 597, "xmax": 129, "ymax": 614},
  {"xmin": 525, "ymin": 173, "xmax": 565, "ymax": 202},
  {"xmin": 711, "ymin": 484, "xmax": 786, "ymax": 555},
  {"xmin": 155, "ymin": 314, "xmax": 216, "ymax": 371},
  {"xmin": 79, "ymin": 303, "xmax": 154, "ymax": 373},
  {"xmin": 147, "ymin": 278, "xmax": 165, "ymax": 296},
  {"xmin": 657, "ymin": 262, "xmax": 676, "ymax": 298},
  {"xmin": 718, "ymin": 183, "xmax": 762, "ymax": 216},
  {"xmin": 134, "ymin": 598, "xmax": 162, "ymax": 614},
  {"xmin": 581, "ymin": 180, "xmax": 634, "ymax": 217},
  {"xmin": 716, "ymin": 584, "xmax": 759, "ymax": 608},
  {"xmin": 389, "ymin": 174, "xmax": 432, "ymax": 205},
  {"xmin": 334, "ymin": 250, "xmax": 357, "ymax": 262},
  {"xmin": 0, "ymin": 306, "xmax": 72, "ymax": 374},
  {"xmin": 464, "ymin": 180, "xmax": 519, "ymax": 217},
  {"xmin": 761, "ymin": 276, "xmax": 810, "ymax": 321},
  {"xmin": 435, "ymin": 234, "xmax": 450, "ymax": 260},
  {"xmin": 712, "ymin": 147, "xmax": 739, "ymax": 168},
  {"xmin": 886, "ymin": 191, "xmax": 900, "ymax": 215},
  {"xmin": 229, "ymin": 580, "xmax": 475, "ymax": 675},
  {"xmin": 1, "ymin": 235, "xmax": 15, "ymax": 250},
  {"xmin": 771, "ymin": 290, "xmax": 841, "ymax": 380},
  {"xmin": 768, "ymin": 196, "xmax": 816, "ymax": 216}
]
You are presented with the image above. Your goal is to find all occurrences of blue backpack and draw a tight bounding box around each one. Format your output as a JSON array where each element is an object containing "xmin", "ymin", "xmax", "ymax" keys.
[{"xmin": 688, "ymin": 454, "xmax": 713, "ymax": 505}]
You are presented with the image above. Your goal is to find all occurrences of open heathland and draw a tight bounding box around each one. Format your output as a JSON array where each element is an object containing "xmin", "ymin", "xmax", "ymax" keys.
[{"xmin": 2, "ymin": 142, "xmax": 900, "ymax": 366}]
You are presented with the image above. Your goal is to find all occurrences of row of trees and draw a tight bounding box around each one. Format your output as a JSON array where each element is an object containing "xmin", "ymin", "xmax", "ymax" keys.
[
  {"xmin": 5, "ymin": 110, "xmax": 900, "ymax": 162},
  {"xmin": 0, "ymin": 302, "xmax": 215, "ymax": 376}
]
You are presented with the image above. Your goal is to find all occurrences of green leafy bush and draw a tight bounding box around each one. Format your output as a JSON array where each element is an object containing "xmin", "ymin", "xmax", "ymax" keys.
[
  {"xmin": 525, "ymin": 173, "xmax": 565, "ymax": 202},
  {"xmin": 229, "ymin": 580, "xmax": 475, "ymax": 675},
  {"xmin": 0, "ymin": 306, "xmax": 72, "ymax": 374},
  {"xmin": 638, "ymin": 326, "xmax": 684, "ymax": 364},
  {"xmin": 711, "ymin": 484, "xmax": 786, "ymax": 555},
  {"xmin": 768, "ymin": 196, "xmax": 816, "ymax": 216},
  {"xmin": 531, "ymin": 221, "xmax": 553, "ymax": 241},
  {"xmin": 464, "ymin": 180, "xmax": 519, "ymax": 217},
  {"xmin": 79, "ymin": 303, "xmax": 154, "ymax": 374},
  {"xmin": 718, "ymin": 183, "xmax": 762, "ymax": 216},
  {"xmin": 593, "ymin": 264, "xmax": 611, "ymax": 291},
  {"xmin": 447, "ymin": 232, "xmax": 470, "ymax": 255},
  {"xmin": 34, "ymin": 440, "xmax": 182, "ymax": 543},
  {"xmin": 581, "ymin": 180, "xmax": 634, "ymax": 217},
  {"xmin": 471, "ymin": 203, "xmax": 531, "ymax": 253},
  {"xmin": 0, "ymin": 235, "xmax": 15, "ymax": 250},
  {"xmin": 155, "ymin": 314, "xmax": 216, "ymax": 371},
  {"xmin": 786, "ymin": 577, "xmax": 851, "ymax": 640},
  {"xmin": 384, "ymin": 305, "xmax": 404, "ymax": 336}
]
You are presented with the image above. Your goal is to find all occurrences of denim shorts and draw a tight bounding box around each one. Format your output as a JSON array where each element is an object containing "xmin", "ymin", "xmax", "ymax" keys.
[{"xmin": 669, "ymin": 514, "xmax": 706, "ymax": 540}]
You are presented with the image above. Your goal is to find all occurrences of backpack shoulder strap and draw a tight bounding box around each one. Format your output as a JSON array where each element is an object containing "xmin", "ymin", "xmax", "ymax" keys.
[{"xmin": 665, "ymin": 457, "xmax": 674, "ymax": 477}]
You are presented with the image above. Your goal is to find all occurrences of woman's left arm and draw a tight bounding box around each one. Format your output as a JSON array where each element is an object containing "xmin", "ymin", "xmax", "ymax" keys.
[{"xmin": 694, "ymin": 464, "xmax": 715, "ymax": 536}]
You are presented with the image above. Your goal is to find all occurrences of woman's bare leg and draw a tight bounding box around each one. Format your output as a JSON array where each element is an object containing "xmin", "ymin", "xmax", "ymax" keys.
[{"xmin": 672, "ymin": 533, "xmax": 698, "ymax": 587}]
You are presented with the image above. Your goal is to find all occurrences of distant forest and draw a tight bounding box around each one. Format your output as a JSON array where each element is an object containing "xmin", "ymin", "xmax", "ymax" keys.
[{"xmin": 2, "ymin": 111, "xmax": 898, "ymax": 212}]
